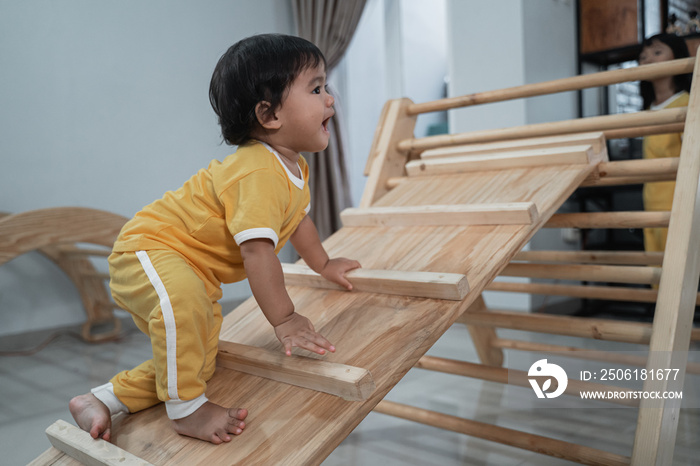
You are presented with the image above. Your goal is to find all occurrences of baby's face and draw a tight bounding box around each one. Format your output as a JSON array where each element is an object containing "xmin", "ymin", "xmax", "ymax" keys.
[
  {"xmin": 273, "ymin": 65, "xmax": 335, "ymax": 154},
  {"xmin": 639, "ymin": 40, "xmax": 675, "ymax": 66}
]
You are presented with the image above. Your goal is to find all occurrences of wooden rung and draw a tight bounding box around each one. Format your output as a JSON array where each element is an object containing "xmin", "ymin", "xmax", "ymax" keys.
[
  {"xmin": 374, "ymin": 401, "xmax": 631, "ymax": 466},
  {"xmin": 545, "ymin": 211, "xmax": 670, "ymax": 229},
  {"xmin": 80, "ymin": 271, "xmax": 111, "ymax": 280},
  {"xmin": 486, "ymin": 280, "xmax": 700, "ymax": 305},
  {"xmin": 512, "ymin": 250, "xmax": 664, "ymax": 266},
  {"xmin": 282, "ymin": 263, "xmax": 469, "ymax": 301},
  {"xmin": 501, "ymin": 262, "xmax": 661, "ymax": 285},
  {"xmin": 491, "ymin": 338, "xmax": 700, "ymax": 375},
  {"xmin": 415, "ymin": 355, "xmax": 638, "ymax": 406},
  {"xmin": 388, "ymin": 173, "xmax": 675, "ymax": 191},
  {"xmin": 405, "ymin": 56, "xmax": 693, "ymax": 115},
  {"xmin": 398, "ymin": 107, "xmax": 686, "ymax": 153},
  {"xmin": 57, "ymin": 245, "xmax": 112, "ymax": 257},
  {"xmin": 217, "ymin": 341, "xmax": 375, "ymax": 401},
  {"xmin": 340, "ymin": 203, "xmax": 538, "ymax": 227},
  {"xmin": 96, "ymin": 300, "xmax": 122, "ymax": 310},
  {"xmin": 45, "ymin": 419, "xmax": 153, "ymax": 465},
  {"xmin": 458, "ymin": 309, "xmax": 656, "ymax": 344},
  {"xmin": 406, "ymin": 145, "xmax": 598, "ymax": 176},
  {"xmin": 420, "ymin": 132, "xmax": 605, "ymax": 159},
  {"xmin": 581, "ymin": 158, "xmax": 679, "ymax": 188},
  {"xmin": 598, "ymin": 158, "xmax": 679, "ymax": 178},
  {"xmin": 603, "ymin": 122, "xmax": 685, "ymax": 140},
  {"xmin": 581, "ymin": 173, "xmax": 677, "ymax": 188}
]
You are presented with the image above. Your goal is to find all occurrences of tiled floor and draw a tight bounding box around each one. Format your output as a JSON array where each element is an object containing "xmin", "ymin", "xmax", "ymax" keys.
[{"xmin": 1, "ymin": 312, "xmax": 698, "ymax": 466}]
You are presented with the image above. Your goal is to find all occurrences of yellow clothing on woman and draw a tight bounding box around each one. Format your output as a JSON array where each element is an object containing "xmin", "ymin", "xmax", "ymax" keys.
[{"xmin": 642, "ymin": 91, "xmax": 688, "ymax": 252}]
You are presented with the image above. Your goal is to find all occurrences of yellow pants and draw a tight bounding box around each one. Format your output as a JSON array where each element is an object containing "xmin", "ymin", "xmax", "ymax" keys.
[{"xmin": 108, "ymin": 250, "xmax": 223, "ymax": 419}]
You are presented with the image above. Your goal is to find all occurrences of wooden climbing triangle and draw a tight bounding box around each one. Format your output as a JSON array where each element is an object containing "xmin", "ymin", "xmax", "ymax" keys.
[{"xmin": 21, "ymin": 53, "xmax": 700, "ymax": 465}]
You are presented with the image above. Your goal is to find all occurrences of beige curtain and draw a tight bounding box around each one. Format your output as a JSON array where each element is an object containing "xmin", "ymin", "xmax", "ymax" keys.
[{"xmin": 291, "ymin": 0, "xmax": 367, "ymax": 241}]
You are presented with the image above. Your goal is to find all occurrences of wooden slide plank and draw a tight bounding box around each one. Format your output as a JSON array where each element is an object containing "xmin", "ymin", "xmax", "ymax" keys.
[
  {"xmin": 282, "ymin": 263, "xmax": 470, "ymax": 301},
  {"xmin": 45, "ymin": 420, "xmax": 152, "ymax": 466},
  {"xmin": 340, "ymin": 202, "xmax": 538, "ymax": 227},
  {"xmin": 406, "ymin": 145, "xmax": 598, "ymax": 176},
  {"xmin": 32, "ymin": 163, "xmax": 595, "ymax": 465},
  {"xmin": 217, "ymin": 341, "xmax": 375, "ymax": 401},
  {"xmin": 420, "ymin": 132, "xmax": 605, "ymax": 159}
]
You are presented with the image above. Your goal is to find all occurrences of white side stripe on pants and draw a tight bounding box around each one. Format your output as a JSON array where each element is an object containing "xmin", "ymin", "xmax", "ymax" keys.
[{"xmin": 135, "ymin": 250, "xmax": 180, "ymax": 402}]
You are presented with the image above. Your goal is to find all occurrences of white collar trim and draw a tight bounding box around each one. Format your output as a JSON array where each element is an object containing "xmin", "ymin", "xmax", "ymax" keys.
[
  {"xmin": 259, "ymin": 141, "xmax": 304, "ymax": 189},
  {"xmin": 651, "ymin": 91, "xmax": 685, "ymax": 110}
]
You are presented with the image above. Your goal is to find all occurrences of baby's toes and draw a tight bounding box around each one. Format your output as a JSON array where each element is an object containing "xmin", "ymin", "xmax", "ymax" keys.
[{"xmin": 228, "ymin": 408, "xmax": 248, "ymax": 421}]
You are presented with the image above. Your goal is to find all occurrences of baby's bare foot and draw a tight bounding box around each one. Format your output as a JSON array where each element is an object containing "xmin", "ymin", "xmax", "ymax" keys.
[
  {"xmin": 171, "ymin": 402, "xmax": 248, "ymax": 444},
  {"xmin": 69, "ymin": 393, "xmax": 112, "ymax": 441}
]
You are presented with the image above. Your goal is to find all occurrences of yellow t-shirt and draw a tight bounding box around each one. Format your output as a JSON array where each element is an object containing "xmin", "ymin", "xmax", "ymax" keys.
[
  {"xmin": 113, "ymin": 141, "xmax": 310, "ymax": 286},
  {"xmin": 642, "ymin": 91, "xmax": 689, "ymax": 211}
]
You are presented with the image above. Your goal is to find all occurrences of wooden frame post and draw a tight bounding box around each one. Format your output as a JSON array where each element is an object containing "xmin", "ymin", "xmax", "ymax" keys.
[
  {"xmin": 457, "ymin": 295, "xmax": 503, "ymax": 366},
  {"xmin": 630, "ymin": 48, "xmax": 700, "ymax": 465},
  {"xmin": 359, "ymin": 98, "xmax": 417, "ymax": 207}
]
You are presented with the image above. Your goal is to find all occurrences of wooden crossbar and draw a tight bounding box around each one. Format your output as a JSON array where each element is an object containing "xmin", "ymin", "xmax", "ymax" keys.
[
  {"xmin": 512, "ymin": 250, "xmax": 664, "ymax": 266},
  {"xmin": 414, "ymin": 355, "xmax": 638, "ymax": 406},
  {"xmin": 581, "ymin": 158, "xmax": 679, "ymax": 187},
  {"xmin": 374, "ymin": 401, "xmax": 631, "ymax": 466},
  {"xmin": 458, "ymin": 309, "xmax": 658, "ymax": 344},
  {"xmin": 216, "ymin": 341, "xmax": 375, "ymax": 401},
  {"xmin": 490, "ymin": 339, "xmax": 700, "ymax": 375},
  {"xmin": 420, "ymin": 132, "xmax": 606, "ymax": 159},
  {"xmin": 398, "ymin": 107, "xmax": 687, "ymax": 154},
  {"xmin": 486, "ymin": 281, "xmax": 700, "ymax": 305},
  {"xmin": 581, "ymin": 173, "xmax": 678, "ymax": 188},
  {"xmin": 501, "ymin": 262, "xmax": 661, "ymax": 285},
  {"xmin": 57, "ymin": 245, "xmax": 112, "ymax": 257},
  {"xmin": 340, "ymin": 203, "xmax": 538, "ymax": 227},
  {"xmin": 46, "ymin": 419, "xmax": 152, "ymax": 465},
  {"xmin": 406, "ymin": 57, "xmax": 694, "ymax": 115},
  {"xmin": 545, "ymin": 211, "xmax": 670, "ymax": 229},
  {"xmin": 387, "ymin": 157, "xmax": 679, "ymax": 191},
  {"xmin": 281, "ymin": 263, "xmax": 469, "ymax": 300},
  {"xmin": 603, "ymin": 122, "xmax": 685, "ymax": 140},
  {"xmin": 405, "ymin": 145, "xmax": 598, "ymax": 176}
]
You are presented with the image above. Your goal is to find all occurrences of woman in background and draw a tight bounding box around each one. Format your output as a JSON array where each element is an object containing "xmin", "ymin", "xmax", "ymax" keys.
[{"xmin": 638, "ymin": 33, "xmax": 692, "ymax": 253}]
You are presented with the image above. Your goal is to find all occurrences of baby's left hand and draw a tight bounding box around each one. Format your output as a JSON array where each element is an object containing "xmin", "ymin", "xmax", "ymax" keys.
[{"xmin": 320, "ymin": 258, "xmax": 361, "ymax": 290}]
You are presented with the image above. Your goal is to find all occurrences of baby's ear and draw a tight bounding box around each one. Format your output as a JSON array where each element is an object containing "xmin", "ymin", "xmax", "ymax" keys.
[{"xmin": 255, "ymin": 101, "xmax": 281, "ymax": 130}]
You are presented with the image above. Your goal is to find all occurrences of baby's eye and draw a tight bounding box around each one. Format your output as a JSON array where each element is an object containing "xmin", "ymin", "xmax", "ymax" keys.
[{"xmin": 312, "ymin": 86, "xmax": 321, "ymax": 94}]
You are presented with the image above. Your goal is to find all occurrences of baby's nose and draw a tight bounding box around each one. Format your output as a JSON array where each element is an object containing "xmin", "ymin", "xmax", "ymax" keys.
[{"xmin": 327, "ymin": 93, "xmax": 335, "ymax": 107}]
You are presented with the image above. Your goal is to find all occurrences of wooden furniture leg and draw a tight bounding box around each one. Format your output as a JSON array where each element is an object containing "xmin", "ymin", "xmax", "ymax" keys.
[{"xmin": 457, "ymin": 294, "xmax": 503, "ymax": 367}]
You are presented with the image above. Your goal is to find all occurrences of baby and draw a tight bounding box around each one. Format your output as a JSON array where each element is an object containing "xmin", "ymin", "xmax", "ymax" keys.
[{"xmin": 70, "ymin": 33, "xmax": 360, "ymax": 444}]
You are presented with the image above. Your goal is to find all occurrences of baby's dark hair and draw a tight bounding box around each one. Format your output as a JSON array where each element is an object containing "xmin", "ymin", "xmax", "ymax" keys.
[{"xmin": 209, "ymin": 34, "xmax": 327, "ymax": 146}]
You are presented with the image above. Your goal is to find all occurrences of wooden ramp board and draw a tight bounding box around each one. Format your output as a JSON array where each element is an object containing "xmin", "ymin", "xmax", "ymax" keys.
[
  {"xmin": 281, "ymin": 263, "xmax": 470, "ymax": 300},
  {"xmin": 35, "ymin": 163, "xmax": 596, "ymax": 465},
  {"xmin": 419, "ymin": 131, "xmax": 606, "ymax": 159}
]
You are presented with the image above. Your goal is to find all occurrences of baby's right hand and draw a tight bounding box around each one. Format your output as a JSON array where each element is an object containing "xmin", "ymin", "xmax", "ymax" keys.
[{"xmin": 273, "ymin": 312, "xmax": 336, "ymax": 356}]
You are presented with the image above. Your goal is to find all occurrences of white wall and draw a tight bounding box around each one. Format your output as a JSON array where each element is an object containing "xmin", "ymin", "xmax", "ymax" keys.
[
  {"xmin": 0, "ymin": 0, "xmax": 293, "ymax": 336},
  {"xmin": 338, "ymin": 0, "xmax": 448, "ymax": 206},
  {"xmin": 446, "ymin": 0, "xmax": 578, "ymax": 310},
  {"xmin": 446, "ymin": 0, "xmax": 527, "ymax": 134},
  {"xmin": 333, "ymin": 0, "xmax": 389, "ymax": 206},
  {"xmin": 522, "ymin": 0, "xmax": 580, "ymax": 311}
]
